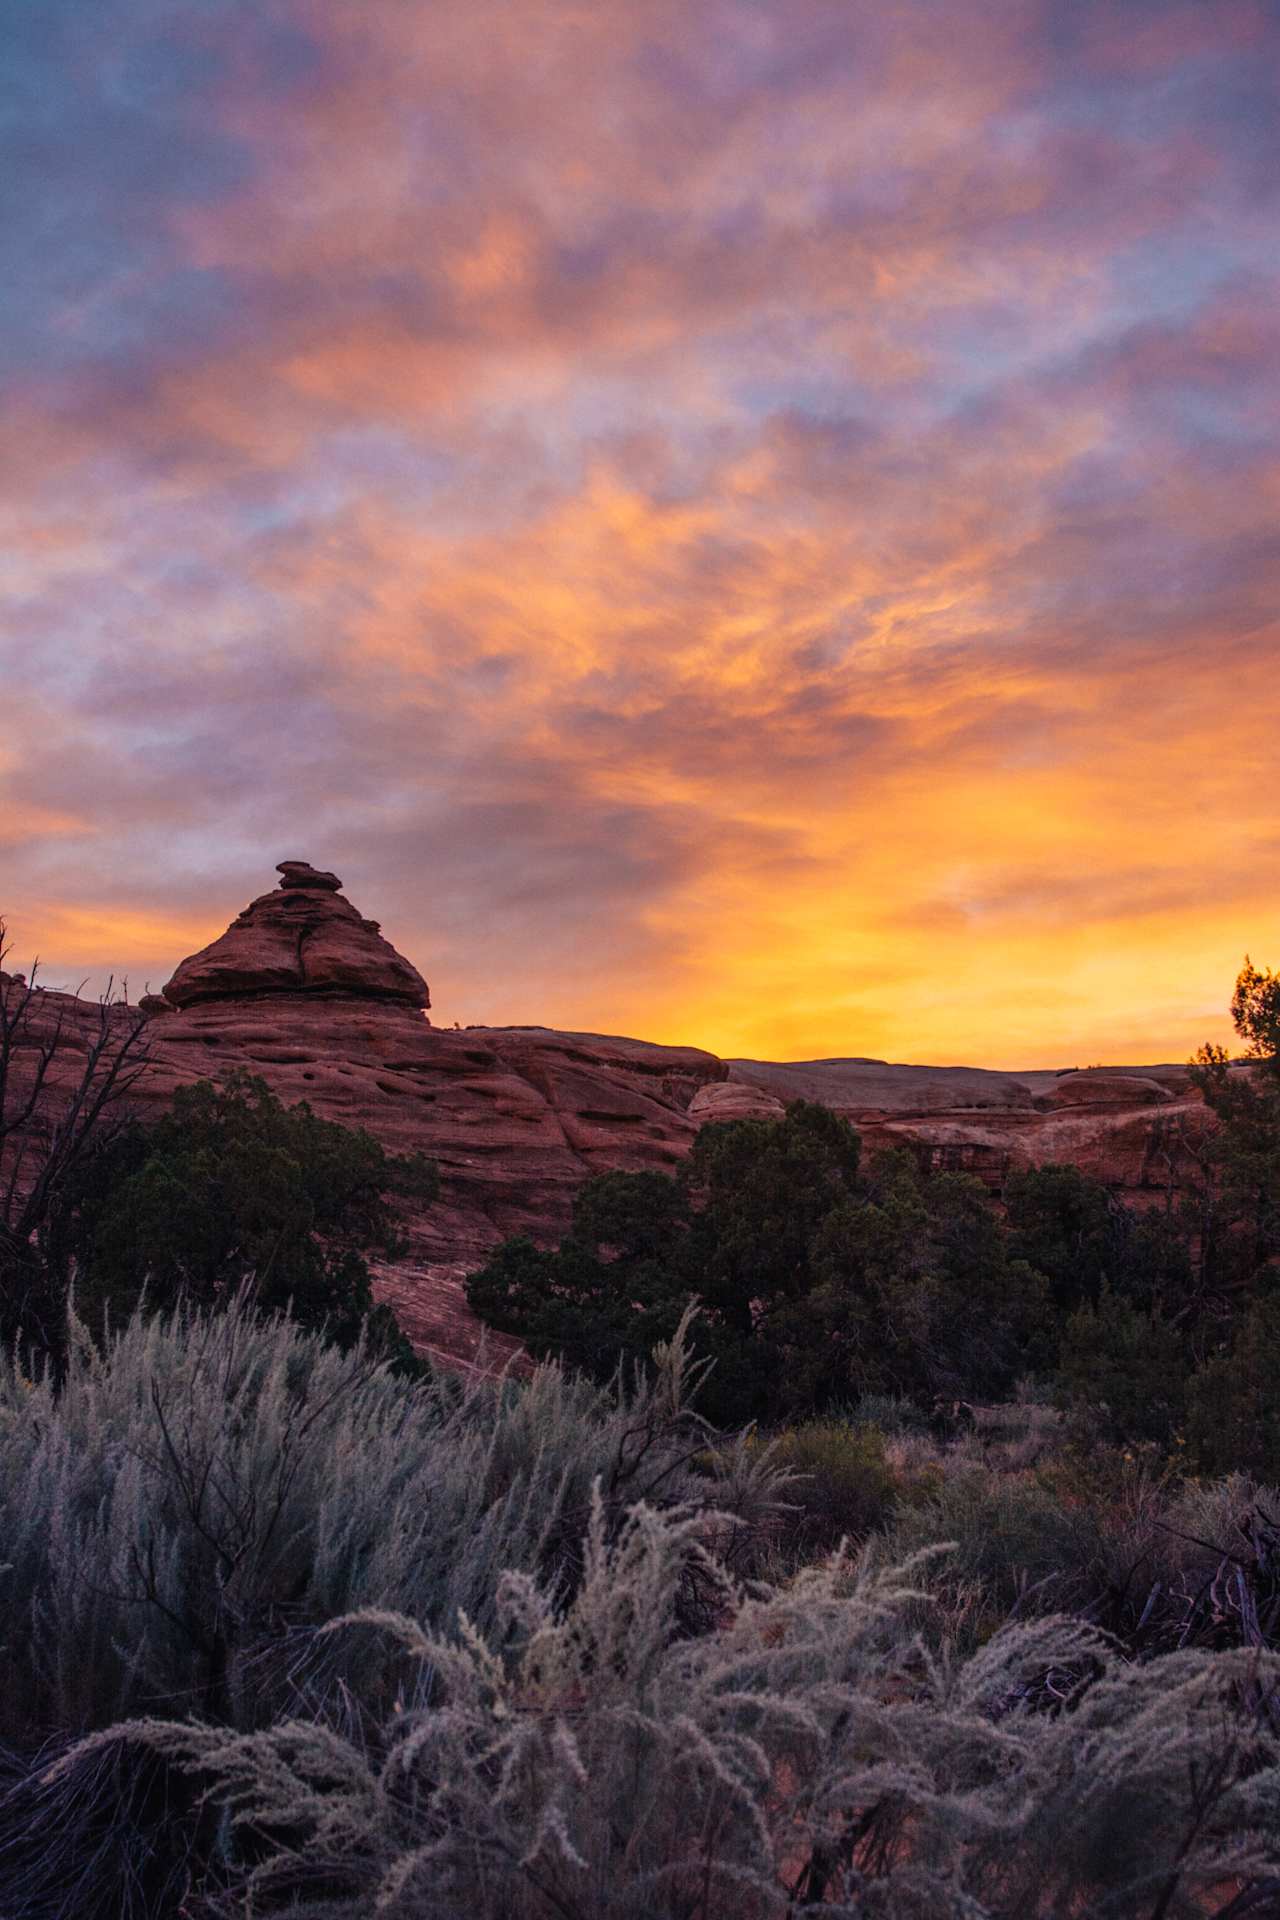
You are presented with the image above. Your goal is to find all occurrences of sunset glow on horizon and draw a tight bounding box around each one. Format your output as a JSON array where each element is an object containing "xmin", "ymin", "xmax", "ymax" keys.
[{"xmin": 2, "ymin": 0, "xmax": 1278, "ymax": 1068}]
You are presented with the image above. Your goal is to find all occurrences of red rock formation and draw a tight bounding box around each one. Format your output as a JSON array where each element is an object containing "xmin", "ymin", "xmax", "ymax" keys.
[
  {"xmin": 688, "ymin": 1082, "xmax": 786, "ymax": 1125},
  {"xmin": 161, "ymin": 862, "xmax": 429, "ymax": 1009},
  {"xmin": 1, "ymin": 863, "xmax": 1232, "ymax": 1365},
  {"xmin": 115, "ymin": 865, "xmax": 719, "ymax": 1359},
  {"xmin": 142, "ymin": 1005, "xmax": 728, "ymax": 1363},
  {"xmin": 725, "ymin": 1060, "xmax": 1216, "ymax": 1208}
]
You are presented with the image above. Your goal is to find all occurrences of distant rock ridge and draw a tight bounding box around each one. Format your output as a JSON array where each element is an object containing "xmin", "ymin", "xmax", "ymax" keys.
[{"xmin": 161, "ymin": 861, "xmax": 430, "ymax": 1010}]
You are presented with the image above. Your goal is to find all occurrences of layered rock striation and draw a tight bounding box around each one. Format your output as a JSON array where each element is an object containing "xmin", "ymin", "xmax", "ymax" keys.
[{"xmin": 161, "ymin": 861, "xmax": 429, "ymax": 1009}]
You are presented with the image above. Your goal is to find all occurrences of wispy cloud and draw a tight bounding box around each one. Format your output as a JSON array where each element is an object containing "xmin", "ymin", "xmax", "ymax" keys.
[{"xmin": 2, "ymin": 0, "xmax": 1277, "ymax": 1063}]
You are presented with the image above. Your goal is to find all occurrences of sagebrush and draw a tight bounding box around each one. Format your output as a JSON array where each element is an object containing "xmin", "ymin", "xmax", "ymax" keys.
[
  {"xmin": 84, "ymin": 1503, "xmax": 1280, "ymax": 1919},
  {"xmin": 0, "ymin": 1299, "xmax": 786, "ymax": 1914}
]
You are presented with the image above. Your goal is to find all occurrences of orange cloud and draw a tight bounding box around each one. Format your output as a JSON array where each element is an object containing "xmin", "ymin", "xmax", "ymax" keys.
[{"xmin": 3, "ymin": 0, "xmax": 1278, "ymax": 1067}]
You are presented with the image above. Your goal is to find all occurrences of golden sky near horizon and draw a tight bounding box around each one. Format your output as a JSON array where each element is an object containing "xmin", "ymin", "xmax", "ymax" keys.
[{"xmin": 2, "ymin": 0, "xmax": 1278, "ymax": 1067}]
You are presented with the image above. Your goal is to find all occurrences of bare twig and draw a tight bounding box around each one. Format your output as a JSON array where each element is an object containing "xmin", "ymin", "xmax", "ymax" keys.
[{"xmin": 1, "ymin": 916, "xmax": 154, "ymax": 1348}]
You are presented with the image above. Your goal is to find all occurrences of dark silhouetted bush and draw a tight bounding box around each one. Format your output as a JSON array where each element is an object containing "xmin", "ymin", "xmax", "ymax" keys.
[
  {"xmin": 58, "ymin": 1070, "xmax": 435, "ymax": 1368},
  {"xmin": 1187, "ymin": 1292, "xmax": 1280, "ymax": 1482},
  {"xmin": 469, "ymin": 1108, "xmax": 1054, "ymax": 1424},
  {"xmin": 1055, "ymin": 1283, "xmax": 1189, "ymax": 1446},
  {"xmin": 767, "ymin": 1418, "xmax": 899, "ymax": 1557}
]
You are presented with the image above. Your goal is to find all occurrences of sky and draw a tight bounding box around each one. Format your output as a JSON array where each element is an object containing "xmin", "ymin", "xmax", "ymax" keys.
[{"xmin": 1, "ymin": 0, "xmax": 1278, "ymax": 1067}]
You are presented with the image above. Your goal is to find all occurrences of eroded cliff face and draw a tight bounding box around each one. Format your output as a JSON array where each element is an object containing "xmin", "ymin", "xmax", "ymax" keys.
[{"xmin": 2, "ymin": 861, "xmax": 1222, "ymax": 1365}]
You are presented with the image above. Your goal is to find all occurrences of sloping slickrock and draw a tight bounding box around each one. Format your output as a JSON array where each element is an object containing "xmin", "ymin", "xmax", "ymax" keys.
[
  {"xmin": 688, "ymin": 1081, "xmax": 787, "ymax": 1124},
  {"xmin": 1047, "ymin": 1071, "xmax": 1176, "ymax": 1107},
  {"xmin": 145, "ymin": 1005, "xmax": 725, "ymax": 1247},
  {"xmin": 854, "ymin": 1102, "xmax": 1215, "ymax": 1210},
  {"xmin": 728, "ymin": 1056, "xmax": 1050, "ymax": 1112},
  {"xmin": 161, "ymin": 862, "xmax": 429, "ymax": 1009},
  {"xmin": 138, "ymin": 1003, "xmax": 726, "ymax": 1363}
]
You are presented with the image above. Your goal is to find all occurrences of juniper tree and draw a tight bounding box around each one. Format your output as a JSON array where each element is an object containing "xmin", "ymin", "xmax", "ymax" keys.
[
  {"xmin": 57, "ymin": 1070, "xmax": 436, "ymax": 1368},
  {"xmin": 1190, "ymin": 957, "xmax": 1280, "ymax": 1295},
  {"xmin": 469, "ymin": 1111, "xmax": 1053, "ymax": 1423}
]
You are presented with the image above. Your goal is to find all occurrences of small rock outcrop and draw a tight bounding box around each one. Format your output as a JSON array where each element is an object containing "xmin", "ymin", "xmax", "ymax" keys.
[
  {"xmin": 161, "ymin": 862, "xmax": 429, "ymax": 1010},
  {"xmin": 688, "ymin": 1081, "xmax": 786, "ymax": 1124},
  {"xmin": 277, "ymin": 860, "xmax": 342, "ymax": 892},
  {"xmin": 1048, "ymin": 1072, "xmax": 1176, "ymax": 1108}
]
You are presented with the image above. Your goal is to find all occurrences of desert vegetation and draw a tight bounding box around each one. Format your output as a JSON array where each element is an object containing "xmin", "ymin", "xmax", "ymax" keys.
[
  {"xmin": 466, "ymin": 982, "xmax": 1280, "ymax": 1477},
  {"xmin": 0, "ymin": 919, "xmax": 153, "ymax": 1360},
  {"xmin": 0, "ymin": 951, "xmax": 1279, "ymax": 1915},
  {"xmin": 0, "ymin": 920, "xmax": 431, "ymax": 1376},
  {"xmin": 53, "ymin": 1069, "xmax": 436, "ymax": 1374},
  {"xmin": 4, "ymin": 1300, "xmax": 1280, "ymax": 1917}
]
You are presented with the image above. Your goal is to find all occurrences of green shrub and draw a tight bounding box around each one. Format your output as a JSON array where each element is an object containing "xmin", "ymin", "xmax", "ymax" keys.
[
  {"xmin": 466, "ymin": 1102, "xmax": 868, "ymax": 1425},
  {"xmin": 0, "ymin": 1301, "xmax": 789, "ymax": 1914},
  {"xmin": 1004, "ymin": 1164, "xmax": 1199, "ymax": 1353},
  {"xmin": 1123, "ymin": 1472, "xmax": 1280, "ymax": 1652},
  {"xmin": 1055, "ymin": 1283, "xmax": 1188, "ymax": 1446},
  {"xmin": 884, "ymin": 1468, "xmax": 1108, "ymax": 1639},
  {"xmin": 1187, "ymin": 1293, "xmax": 1280, "ymax": 1481},
  {"xmin": 768, "ymin": 1419, "xmax": 898, "ymax": 1556},
  {"xmin": 1036, "ymin": 1465, "xmax": 1280, "ymax": 1657},
  {"xmin": 854, "ymin": 1390, "xmax": 930, "ymax": 1435},
  {"xmin": 470, "ymin": 1114, "xmax": 1057, "ymax": 1425},
  {"xmin": 0, "ymin": 1300, "xmax": 786, "ymax": 1750},
  {"xmin": 1189, "ymin": 959, "xmax": 1280, "ymax": 1295}
]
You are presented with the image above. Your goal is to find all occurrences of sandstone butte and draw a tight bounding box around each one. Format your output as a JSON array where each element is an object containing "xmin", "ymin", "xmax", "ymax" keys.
[{"xmin": 1, "ymin": 860, "xmax": 1222, "ymax": 1371}]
